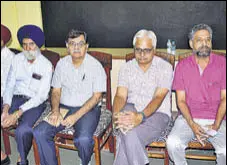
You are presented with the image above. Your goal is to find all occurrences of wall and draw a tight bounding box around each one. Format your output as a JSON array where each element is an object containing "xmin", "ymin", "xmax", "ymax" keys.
[{"xmin": 1, "ymin": 1, "xmax": 43, "ymax": 48}]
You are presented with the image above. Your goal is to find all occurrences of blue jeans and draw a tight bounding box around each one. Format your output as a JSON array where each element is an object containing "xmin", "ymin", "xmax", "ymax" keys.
[
  {"xmin": 2, "ymin": 96, "xmax": 46, "ymax": 164},
  {"xmin": 33, "ymin": 104, "xmax": 101, "ymax": 165}
]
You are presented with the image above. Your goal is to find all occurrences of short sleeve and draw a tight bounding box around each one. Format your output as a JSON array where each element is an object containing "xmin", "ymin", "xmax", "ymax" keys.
[
  {"xmin": 117, "ymin": 63, "xmax": 129, "ymax": 88},
  {"xmin": 51, "ymin": 59, "xmax": 62, "ymax": 88},
  {"xmin": 221, "ymin": 60, "xmax": 226, "ymax": 90},
  {"xmin": 93, "ymin": 63, "xmax": 107, "ymax": 93},
  {"xmin": 172, "ymin": 62, "xmax": 185, "ymax": 90},
  {"xmin": 158, "ymin": 63, "xmax": 173, "ymax": 90}
]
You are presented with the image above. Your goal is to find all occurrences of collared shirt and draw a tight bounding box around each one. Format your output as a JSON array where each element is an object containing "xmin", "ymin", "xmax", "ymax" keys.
[
  {"xmin": 51, "ymin": 53, "xmax": 106, "ymax": 107},
  {"xmin": 3, "ymin": 52, "xmax": 53, "ymax": 112},
  {"xmin": 118, "ymin": 56, "xmax": 173, "ymax": 117},
  {"xmin": 1, "ymin": 47, "xmax": 15, "ymax": 97},
  {"xmin": 172, "ymin": 53, "xmax": 226, "ymax": 120}
]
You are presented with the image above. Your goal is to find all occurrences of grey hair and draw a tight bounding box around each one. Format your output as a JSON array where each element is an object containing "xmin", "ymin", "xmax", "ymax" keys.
[
  {"xmin": 188, "ymin": 24, "xmax": 212, "ymax": 40},
  {"xmin": 133, "ymin": 29, "xmax": 157, "ymax": 49}
]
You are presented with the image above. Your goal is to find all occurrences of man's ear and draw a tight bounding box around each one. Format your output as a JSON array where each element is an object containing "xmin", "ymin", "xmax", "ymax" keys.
[
  {"xmin": 189, "ymin": 40, "xmax": 193, "ymax": 49},
  {"xmin": 86, "ymin": 43, "xmax": 89, "ymax": 49},
  {"xmin": 66, "ymin": 43, "xmax": 68, "ymax": 48}
]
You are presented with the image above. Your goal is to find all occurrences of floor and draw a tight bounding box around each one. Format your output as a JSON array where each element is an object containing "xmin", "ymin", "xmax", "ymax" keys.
[{"xmin": 1, "ymin": 134, "xmax": 216, "ymax": 165}]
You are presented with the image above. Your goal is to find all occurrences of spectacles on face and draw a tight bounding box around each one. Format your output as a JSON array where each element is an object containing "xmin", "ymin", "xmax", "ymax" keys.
[
  {"xmin": 134, "ymin": 47, "xmax": 153, "ymax": 55},
  {"xmin": 67, "ymin": 41, "xmax": 86, "ymax": 49}
]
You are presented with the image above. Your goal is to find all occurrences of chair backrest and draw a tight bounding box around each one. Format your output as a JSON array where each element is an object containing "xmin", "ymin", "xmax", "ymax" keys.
[
  {"xmin": 178, "ymin": 51, "xmax": 226, "ymax": 61},
  {"xmin": 87, "ymin": 51, "xmax": 112, "ymax": 111},
  {"xmin": 125, "ymin": 51, "xmax": 175, "ymax": 69},
  {"xmin": 9, "ymin": 48, "xmax": 21, "ymax": 54},
  {"xmin": 9, "ymin": 48, "xmax": 61, "ymax": 70},
  {"xmin": 41, "ymin": 49, "xmax": 60, "ymax": 69}
]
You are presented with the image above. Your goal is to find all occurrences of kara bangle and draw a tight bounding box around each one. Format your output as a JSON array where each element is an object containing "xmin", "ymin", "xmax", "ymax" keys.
[{"xmin": 138, "ymin": 111, "xmax": 146, "ymax": 123}]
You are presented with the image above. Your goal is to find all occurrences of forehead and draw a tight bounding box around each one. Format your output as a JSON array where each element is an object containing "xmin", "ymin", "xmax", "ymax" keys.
[
  {"xmin": 193, "ymin": 29, "xmax": 210, "ymax": 39},
  {"xmin": 68, "ymin": 35, "xmax": 85, "ymax": 42},
  {"xmin": 22, "ymin": 38, "xmax": 35, "ymax": 43},
  {"xmin": 135, "ymin": 37, "xmax": 153, "ymax": 48}
]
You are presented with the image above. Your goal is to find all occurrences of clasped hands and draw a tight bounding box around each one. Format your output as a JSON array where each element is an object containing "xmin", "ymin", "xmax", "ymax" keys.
[
  {"xmin": 47, "ymin": 111, "xmax": 77, "ymax": 128},
  {"xmin": 113, "ymin": 111, "xmax": 143, "ymax": 134}
]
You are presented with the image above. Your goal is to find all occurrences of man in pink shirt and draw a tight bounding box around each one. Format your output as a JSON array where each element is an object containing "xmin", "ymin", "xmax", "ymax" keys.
[{"xmin": 167, "ymin": 24, "xmax": 226, "ymax": 165}]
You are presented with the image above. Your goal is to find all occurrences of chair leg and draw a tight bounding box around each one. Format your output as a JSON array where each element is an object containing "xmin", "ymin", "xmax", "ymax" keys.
[
  {"xmin": 94, "ymin": 137, "xmax": 101, "ymax": 165},
  {"xmin": 113, "ymin": 136, "xmax": 117, "ymax": 157},
  {"xmin": 164, "ymin": 148, "xmax": 169, "ymax": 165},
  {"xmin": 55, "ymin": 145, "xmax": 61, "ymax": 165},
  {"xmin": 32, "ymin": 139, "xmax": 40, "ymax": 165},
  {"xmin": 107, "ymin": 135, "xmax": 114, "ymax": 153},
  {"xmin": 2, "ymin": 129, "xmax": 11, "ymax": 155}
]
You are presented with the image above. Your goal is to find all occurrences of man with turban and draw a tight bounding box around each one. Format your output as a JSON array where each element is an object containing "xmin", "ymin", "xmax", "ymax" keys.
[
  {"xmin": 1, "ymin": 24, "xmax": 15, "ymax": 165},
  {"xmin": 1, "ymin": 24, "xmax": 53, "ymax": 165}
]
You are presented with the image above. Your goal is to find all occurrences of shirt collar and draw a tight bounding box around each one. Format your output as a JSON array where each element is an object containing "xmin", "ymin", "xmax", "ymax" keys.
[{"xmin": 191, "ymin": 52, "xmax": 214, "ymax": 66}]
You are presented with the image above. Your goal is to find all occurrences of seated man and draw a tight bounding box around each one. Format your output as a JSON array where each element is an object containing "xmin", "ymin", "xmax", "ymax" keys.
[
  {"xmin": 1, "ymin": 24, "xmax": 15, "ymax": 165},
  {"xmin": 1, "ymin": 24, "xmax": 53, "ymax": 165},
  {"xmin": 167, "ymin": 24, "xmax": 226, "ymax": 165},
  {"xmin": 113, "ymin": 29, "xmax": 173, "ymax": 165},
  {"xmin": 33, "ymin": 29, "xmax": 106, "ymax": 165}
]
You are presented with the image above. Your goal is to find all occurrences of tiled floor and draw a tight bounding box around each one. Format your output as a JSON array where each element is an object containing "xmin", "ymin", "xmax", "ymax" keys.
[{"xmin": 1, "ymin": 134, "xmax": 216, "ymax": 165}]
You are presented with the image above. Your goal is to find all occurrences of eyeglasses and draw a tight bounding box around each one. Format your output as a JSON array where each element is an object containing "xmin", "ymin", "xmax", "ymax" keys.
[
  {"xmin": 67, "ymin": 41, "xmax": 86, "ymax": 48},
  {"xmin": 134, "ymin": 47, "xmax": 153, "ymax": 54}
]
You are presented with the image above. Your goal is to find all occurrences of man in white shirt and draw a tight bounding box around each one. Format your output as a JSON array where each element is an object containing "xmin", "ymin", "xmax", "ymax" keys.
[
  {"xmin": 1, "ymin": 24, "xmax": 14, "ymax": 165},
  {"xmin": 1, "ymin": 24, "xmax": 53, "ymax": 165},
  {"xmin": 34, "ymin": 29, "xmax": 106, "ymax": 165}
]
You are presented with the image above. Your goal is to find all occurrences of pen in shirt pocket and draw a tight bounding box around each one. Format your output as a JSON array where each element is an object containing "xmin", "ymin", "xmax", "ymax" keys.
[{"xmin": 82, "ymin": 74, "xmax": 85, "ymax": 81}]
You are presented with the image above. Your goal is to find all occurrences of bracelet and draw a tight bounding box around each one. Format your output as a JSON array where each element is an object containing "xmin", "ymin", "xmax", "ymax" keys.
[
  {"xmin": 13, "ymin": 110, "xmax": 20, "ymax": 120},
  {"xmin": 138, "ymin": 111, "xmax": 146, "ymax": 123}
]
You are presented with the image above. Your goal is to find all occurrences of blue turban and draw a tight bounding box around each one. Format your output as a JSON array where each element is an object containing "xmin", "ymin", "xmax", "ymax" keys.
[{"xmin": 17, "ymin": 24, "xmax": 45, "ymax": 48}]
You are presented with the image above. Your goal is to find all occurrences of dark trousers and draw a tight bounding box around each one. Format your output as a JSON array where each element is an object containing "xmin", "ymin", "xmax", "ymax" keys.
[
  {"xmin": 1, "ymin": 96, "xmax": 46, "ymax": 164},
  {"xmin": 33, "ymin": 104, "xmax": 101, "ymax": 165}
]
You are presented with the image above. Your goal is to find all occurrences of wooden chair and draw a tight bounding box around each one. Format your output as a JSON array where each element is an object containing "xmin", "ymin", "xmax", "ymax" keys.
[
  {"xmin": 1, "ymin": 48, "xmax": 61, "ymax": 165},
  {"xmin": 113, "ymin": 51, "xmax": 176, "ymax": 165},
  {"xmin": 176, "ymin": 50, "xmax": 226, "ymax": 162},
  {"xmin": 32, "ymin": 51, "xmax": 114, "ymax": 165}
]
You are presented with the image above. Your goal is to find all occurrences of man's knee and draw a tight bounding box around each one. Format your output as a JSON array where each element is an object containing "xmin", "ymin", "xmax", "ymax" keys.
[
  {"xmin": 15, "ymin": 125, "xmax": 32, "ymax": 137},
  {"xmin": 166, "ymin": 134, "xmax": 186, "ymax": 151},
  {"xmin": 74, "ymin": 136, "xmax": 93, "ymax": 148},
  {"xmin": 33, "ymin": 122, "xmax": 51, "ymax": 140}
]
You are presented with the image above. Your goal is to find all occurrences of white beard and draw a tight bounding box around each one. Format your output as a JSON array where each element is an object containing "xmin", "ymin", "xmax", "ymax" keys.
[{"xmin": 23, "ymin": 49, "xmax": 40, "ymax": 60}]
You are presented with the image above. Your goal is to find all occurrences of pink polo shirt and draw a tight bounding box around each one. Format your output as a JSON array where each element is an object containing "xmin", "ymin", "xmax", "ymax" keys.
[{"xmin": 173, "ymin": 53, "xmax": 226, "ymax": 120}]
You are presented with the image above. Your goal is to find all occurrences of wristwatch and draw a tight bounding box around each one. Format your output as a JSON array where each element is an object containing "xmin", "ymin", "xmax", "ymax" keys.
[{"xmin": 139, "ymin": 111, "xmax": 146, "ymax": 123}]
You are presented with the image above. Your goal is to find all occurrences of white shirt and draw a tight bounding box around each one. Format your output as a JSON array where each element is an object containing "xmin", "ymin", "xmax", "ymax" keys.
[
  {"xmin": 118, "ymin": 57, "xmax": 173, "ymax": 117},
  {"xmin": 51, "ymin": 53, "xmax": 106, "ymax": 107},
  {"xmin": 3, "ymin": 52, "xmax": 53, "ymax": 112},
  {"xmin": 1, "ymin": 47, "xmax": 15, "ymax": 97}
]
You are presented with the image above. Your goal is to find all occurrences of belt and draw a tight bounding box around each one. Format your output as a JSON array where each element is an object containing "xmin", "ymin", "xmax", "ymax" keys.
[{"xmin": 14, "ymin": 95, "xmax": 31, "ymax": 100}]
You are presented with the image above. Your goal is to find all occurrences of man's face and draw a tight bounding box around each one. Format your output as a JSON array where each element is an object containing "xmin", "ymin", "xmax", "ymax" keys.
[
  {"xmin": 134, "ymin": 37, "xmax": 154, "ymax": 65},
  {"xmin": 66, "ymin": 35, "xmax": 88, "ymax": 60},
  {"xmin": 190, "ymin": 29, "xmax": 212, "ymax": 57},
  {"xmin": 22, "ymin": 38, "xmax": 39, "ymax": 61}
]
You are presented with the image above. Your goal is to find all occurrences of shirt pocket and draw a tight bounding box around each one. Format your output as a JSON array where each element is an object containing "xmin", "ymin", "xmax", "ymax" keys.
[{"xmin": 29, "ymin": 75, "xmax": 43, "ymax": 93}]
